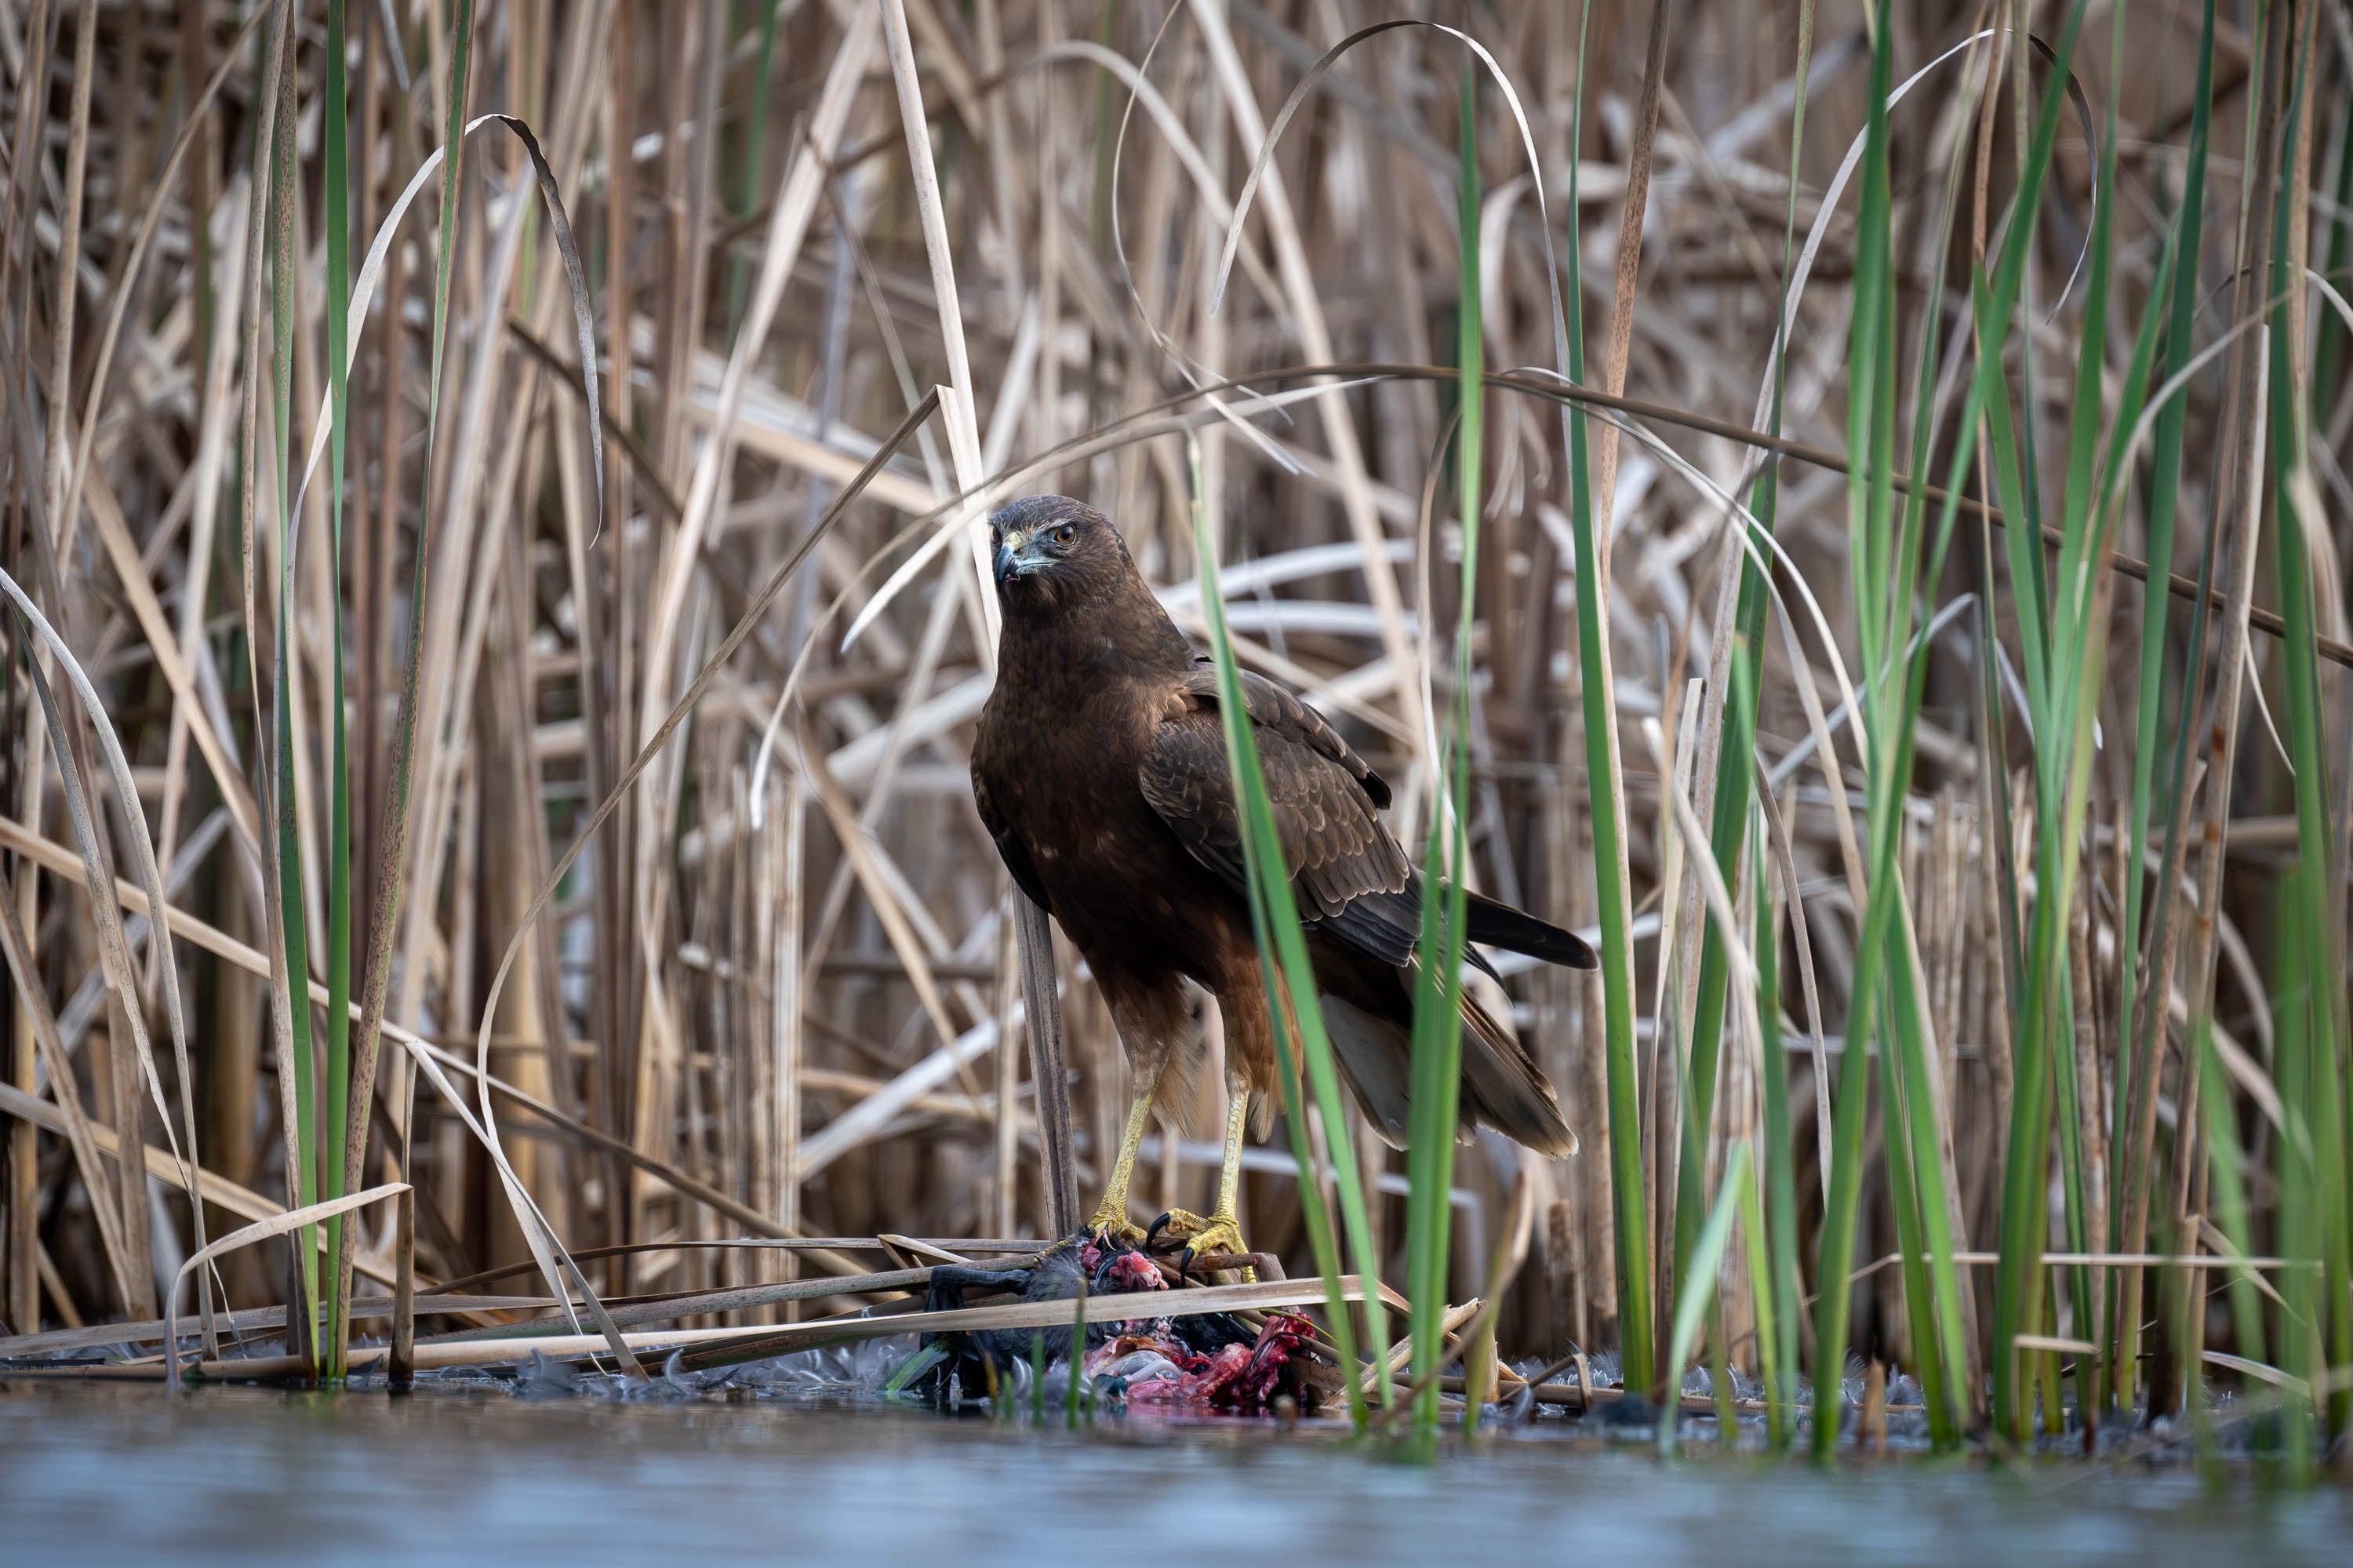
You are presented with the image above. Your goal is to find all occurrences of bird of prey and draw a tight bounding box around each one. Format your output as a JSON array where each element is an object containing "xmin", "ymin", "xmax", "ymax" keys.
[{"xmin": 971, "ymin": 495, "xmax": 1594, "ymax": 1263}]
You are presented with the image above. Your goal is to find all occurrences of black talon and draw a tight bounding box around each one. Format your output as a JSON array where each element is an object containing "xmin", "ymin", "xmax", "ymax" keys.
[
  {"xmin": 1178, "ymin": 1245, "xmax": 1198, "ymax": 1286},
  {"xmin": 1144, "ymin": 1211, "xmax": 1177, "ymax": 1251}
]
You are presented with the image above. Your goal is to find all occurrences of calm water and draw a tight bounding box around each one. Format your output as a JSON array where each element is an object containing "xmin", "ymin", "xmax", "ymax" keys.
[{"xmin": 3, "ymin": 1378, "xmax": 2347, "ymax": 1566}]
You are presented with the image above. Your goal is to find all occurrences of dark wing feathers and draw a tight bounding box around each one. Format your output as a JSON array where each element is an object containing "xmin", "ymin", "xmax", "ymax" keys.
[
  {"xmin": 972, "ymin": 769, "xmax": 1052, "ymax": 913},
  {"xmin": 1457, "ymin": 986, "xmax": 1578, "ymax": 1155},
  {"xmin": 1139, "ymin": 692, "xmax": 1409, "ymax": 936},
  {"xmin": 1175, "ymin": 661, "xmax": 1391, "ymax": 809},
  {"xmin": 1464, "ymin": 888, "xmax": 1598, "ymax": 969},
  {"xmin": 1142, "ymin": 665, "xmax": 1591, "ymax": 977},
  {"xmin": 1143, "ymin": 668, "xmax": 1443, "ymax": 973}
]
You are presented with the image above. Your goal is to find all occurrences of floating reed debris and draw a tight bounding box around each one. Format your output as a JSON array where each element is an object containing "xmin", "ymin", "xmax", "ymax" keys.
[{"xmin": 0, "ymin": 0, "xmax": 2346, "ymax": 1473}]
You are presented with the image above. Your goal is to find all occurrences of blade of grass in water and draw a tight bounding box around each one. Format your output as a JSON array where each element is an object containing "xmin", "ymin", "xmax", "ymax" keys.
[
  {"xmin": 1677, "ymin": 3, "xmax": 1813, "ymax": 1447},
  {"xmin": 1809, "ymin": 0, "xmax": 2054, "ymax": 1450},
  {"xmin": 1919, "ymin": 0, "xmax": 2092, "ymax": 1444},
  {"xmin": 1747, "ymin": 697, "xmax": 1801, "ymax": 1442},
  {"xmin": 1562, "ymin": 0, "xmax": 1653, "ymax": 1395},
  {"xmin": 1808, "ymin": 0, "xmax": 1900, "ymax": 1457},
  {"xmin": 2107, "ymin": 0, "xmax": 2217, "ymax": 1425},
  {"xmin": 321, "ymin": 0, "xmax": 358, "ymax": 1379},
  {"xmin": 350, "ymin": 0, "xmax": 475, "ymax": 1336},
  {"xmin": 2050, "ymin": 90, "xmax": 2181, "ymax": 1432},
  {"xmin": 2009, "ymin": 0, "xmax": 2183, "ymax": 1439},
  {"xmin": 320, "ymin": 96, "xmax": 609, "ymax": 1352},
  {"xmin": 1857, "ymin": 326, "xmax": 1988, "ymax": 1443},
  {"xmin": 1184, "ymin": 435, "xmax": 1380, "ymax": 1427},
  {"xmin": 1660, "ymin": 1141, "xmax": 1749, "ymax": 1456},
  {"xmin": 2195, "ymin": 1017, "xmax": 2268, "ymax": 1373},
  {"xmin": 261, "ymin": 11, "xmax": 319, "ymax": 1373},
  {"xmin": 1870, "ymin": 9, "xmax": 2061, "ymax": 1443},
  {"xmin": 1675, "ymin": 0, "xmax": 1813, "ymax": 1428},
  {"xmin": 2263, "ymin": 27, "xmax": 2350, "ymax": 1443},
  {"xmin": 1739, "ymin": 1067, "xmax": 1789, "ymax": 1447},
  {"xmin": 1404, "ymin": 57, "xmax": 1482, "ymax": 1442},
  {"xmin": 2265, "ymin": 876, "xmax": 2322, "ymax": 1475},
  {"xmin": 1974, "ymin": 264, "xmax": 2061, "ymax": 1446},
  {"xmin": 2035, "ymin": 0, "xmax": 2147, "ymax": 1426}
]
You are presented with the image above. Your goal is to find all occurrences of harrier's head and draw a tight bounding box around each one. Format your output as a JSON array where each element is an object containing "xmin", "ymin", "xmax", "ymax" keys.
[{"xmin": 988, "ymin": 496, "xmax": 1132, "ymax": 617}]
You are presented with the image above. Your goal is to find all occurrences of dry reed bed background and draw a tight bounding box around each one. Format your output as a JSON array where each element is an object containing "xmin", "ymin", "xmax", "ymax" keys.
[{"xmin": 0, "ymin": 0, "xmax": 2346, "ymax": 1455}]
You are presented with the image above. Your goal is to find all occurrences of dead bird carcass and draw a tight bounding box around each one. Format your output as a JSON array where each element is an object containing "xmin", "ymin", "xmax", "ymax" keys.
[{"xmin": 900, "ymin": 1236, "xmax": 1335, "ymax": 1413}]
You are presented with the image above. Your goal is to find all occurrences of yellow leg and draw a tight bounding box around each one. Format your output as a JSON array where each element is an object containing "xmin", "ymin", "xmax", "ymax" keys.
[
  {"xmin": 1156, "ymin": 1084, "xmax": 1253, "ymax": 1275},
  {"xmin": 1084, "ymin": 1060, "xmax": 1165, "ymax": 1241},
  {"xmin": 1212, "ymin": 1087, "xmax": 1249, "ymax": 1234}
]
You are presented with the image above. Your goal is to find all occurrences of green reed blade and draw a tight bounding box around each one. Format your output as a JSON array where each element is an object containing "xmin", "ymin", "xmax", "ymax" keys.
[
  {"xmin": 2194, "ymin": 1017, "xmax": 2268, "ymax": 1372},
  {"xmin": 2054, "ymin": 111, "xmax": 2115, "ymax": 602},
  {"xmin": 1685, "ymin": 0, "xmax": 1807, "ymax": 1440},
  {"xmin": 2263, "ymin": 38, "xmax": 2351, "ymax": 1433},
  {"xmin": 2118, "ymin": 13, "xmax": 2221, "ymax": 984},
  {"xmin": 321, "ymin": 0, "xmax": 358, "ymax": 1377},
  {"xmin": 1402, "ymin": 57, "xmax": 1485, "ymax": 1442},
  {"xmin": 1749, "ymin": 788, "xmax": 1802, "ymax": 1442},
  {"xmin": 1962, "ymin": 0, "xmax": 2095, "ymax": 691},
  {"xmin": 1867, "ymin": 10, "xmax": 2024, "ymax": 1436},
  {"xmin": 1186, "ymin": 437, "xmax": 1380, "ymax": 1426},
  {"xmin": 1878, "ymin": 470, "xmax": 1979, "ymax": 1435},
  {"xmin": 1822, "ymin": 0, "xmax": 2093, "ymax": 1428},
  {"xmin": 1677, "ymin": 2, "xmax": 1809, "ymax": 1444},
  {"xmin": 728, "ymin": 0, "xmax": 784, "ymax": 336},
  {"xmin": 1405, "ymin": 799, "xmax": 1465, "ymax": 1437},
  {"xmin": 350, "ymin": 0, "xmax": 475, "ymax": 1348},
  {"xmin": 1662, "ymin": 1141, "xmax": 1749, "ymax": 1456},
  {"xmin": 1809, "ymin": 0, "xmax": 1898, "ymax": 1457},
  {"xmin": 2044, "ymin": 970, "xmax": 2094, "ymax": 1428},
  {"xmin": 2268, "ymin": 872, "xmax": 2322, "ymax": 1475},
  {"xmin": 2108, "ymin": 0, "xmax": 2215, "ymax": 1422},
  {"xmin": 1811, "ymin": 0, "xmax": 2021, "ymax": 1450},
  {"xmin": 1878, "ymin": 939, "xmax": 1955, "ymax": 1444},
  {"xmin": 881, "ymin": 1341, "xmax": 947, "ymax": 1395},
  {"xmin": 2057, "ymin": 104, "xmax": 2181, "ymax": 1430},
  {"xmin": 1739, "ymin": 1138, "xmax": 1784, "ymax": 1448},
  {"xmin": 1676, "ymin": 604, "xmax": 1766, "ymax": 1403},
  {"xmin": 260, "ymin": 14, "xmax": 320, "ymax": 1373},
  {"xmin": 1561, "ymin": 0, "xmax": 1653, "ymax": 1393},
  {"xmin": 1964, "ymin": 0, "xmax": 2104, "ymax": 1410}
]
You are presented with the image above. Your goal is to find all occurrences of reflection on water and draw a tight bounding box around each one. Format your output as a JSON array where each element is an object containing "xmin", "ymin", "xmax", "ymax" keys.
[{"xmin": 3, "ymin": 1380, "xmax": 2347, "ymax": 1566}]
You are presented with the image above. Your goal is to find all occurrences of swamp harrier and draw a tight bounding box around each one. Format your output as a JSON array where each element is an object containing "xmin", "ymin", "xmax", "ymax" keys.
[{"xmin": 971, "ymin": 496, "xmax": 1593, "ymax": 1264}]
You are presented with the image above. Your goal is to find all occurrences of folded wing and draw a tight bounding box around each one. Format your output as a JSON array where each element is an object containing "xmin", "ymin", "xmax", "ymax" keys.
[
  {"xmin": 1138, "ymin": 662, "xmax": 1594, "ymax": 973},
  {"xmin": 1138, "ymin": 664, "xmax": 1416, "ymax": 963}
]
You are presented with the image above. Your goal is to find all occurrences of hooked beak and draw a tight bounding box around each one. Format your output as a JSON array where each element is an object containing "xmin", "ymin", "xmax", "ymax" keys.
[{"xmin": 995, "ymin": 531, "xmax": 1041, "ymax": 585}]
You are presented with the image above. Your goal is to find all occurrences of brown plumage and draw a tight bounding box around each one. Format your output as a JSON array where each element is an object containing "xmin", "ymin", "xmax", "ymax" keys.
[{"xmin": 971, "ymin": 496, "xmax": 1588, "ymax": 1241}]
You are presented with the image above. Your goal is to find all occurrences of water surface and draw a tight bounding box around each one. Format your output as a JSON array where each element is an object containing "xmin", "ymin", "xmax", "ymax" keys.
[{"xmin": 3, "ymin": 1379, "xmax": 2344, "ymax": 1566}]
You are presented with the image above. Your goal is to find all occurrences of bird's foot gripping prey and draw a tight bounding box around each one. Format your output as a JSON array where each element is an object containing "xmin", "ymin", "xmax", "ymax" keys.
[
  {"xmin": 973, "ymin": 497, "xmax": 1598, "ymax": 1273},
  {"xmin": 1146, "ymin": 1210, "xmax": 1250, "ymax": 1279},
  {"xmin": 1083, "ymin": 1210, "xmax": 1151, "ymax": 1249}
]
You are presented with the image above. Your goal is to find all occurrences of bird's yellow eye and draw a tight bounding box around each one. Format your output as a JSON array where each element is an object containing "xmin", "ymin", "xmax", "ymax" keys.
[{"xmin": 1055, "ymin": 524, "xmax": 1076, "ymax": 544}]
